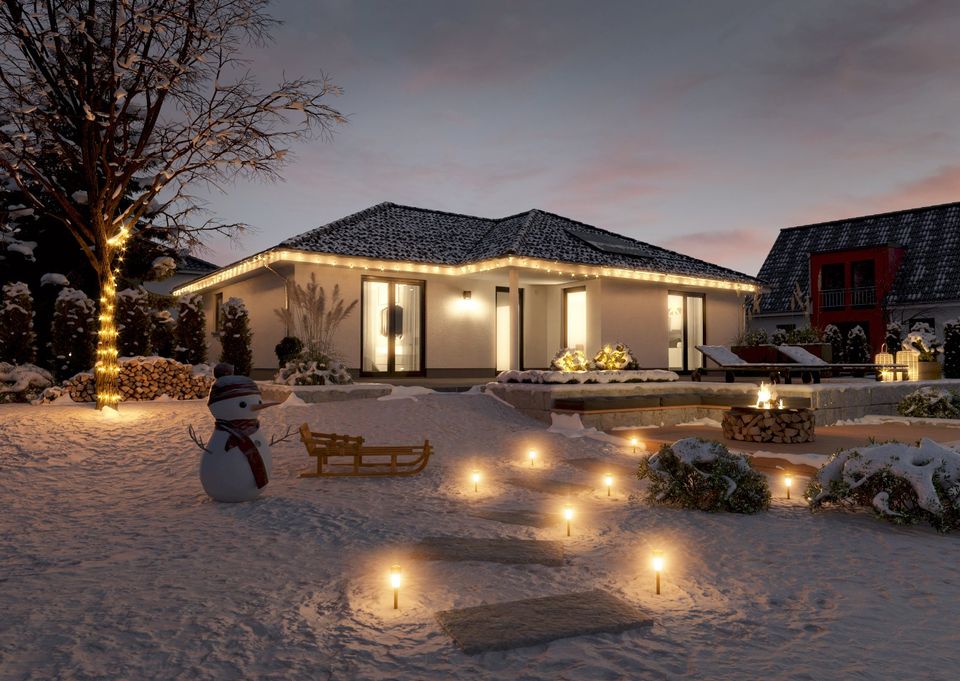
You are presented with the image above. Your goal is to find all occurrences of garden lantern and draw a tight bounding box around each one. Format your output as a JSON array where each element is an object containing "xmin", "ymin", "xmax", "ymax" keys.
[
  {"xmin": 563, "ymin": 503, "xmax": 574, "ymax": 536},
  {"xmin": 651, "ymin": 550, "xmax": 664, "ymax": 595},
  {"xmin": 603, "ymin": 473, "xmax": 614, "ymax": 497},
  {"xmin": 630, "ymin": 436, "xmax": 639, "ymax": 453},
  {"xmin": 784, "ymin": 474, "xmax": 792, "ymax": 500},
  {"xmin": 896, "ymin": 350, "xmax": 919, "ymax": 381},
  {"xmin": 528, "ymin": 449, "xmax": 538, "ymax": 467},
  {"xmin": 390, "ymin": 564, "xmax": 402, "ymax": 609},
  {"xmin": 471, "ymin": 469, "xmax": 481, "ymax": 492},
  {"xmin": 875, "ymin": 350, "xmax": 894, "ymax": 382}
]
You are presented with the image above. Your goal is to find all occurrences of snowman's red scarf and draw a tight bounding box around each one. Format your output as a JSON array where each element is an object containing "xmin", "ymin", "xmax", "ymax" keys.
[{"xmin": 213, "ymin": 418, "xmax": 269, "ymax": 488}]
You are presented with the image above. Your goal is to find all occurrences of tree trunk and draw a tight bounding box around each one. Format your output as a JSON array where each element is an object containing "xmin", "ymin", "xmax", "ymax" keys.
[{"xmin": 94, "ymin": 260, "xmax": 121, "ymax": 410}]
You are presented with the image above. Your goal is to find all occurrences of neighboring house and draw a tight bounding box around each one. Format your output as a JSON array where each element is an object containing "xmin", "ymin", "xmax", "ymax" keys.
[
  {"xmin": 750, "ymin": 201, "xmax": 960, "ymax": 351},
  {"xmin": 173, "ymin": 202, "xmax": 758, "ymax": 378},
  {"xmin": 144, "ymin": 253, "xmax": 220, "ymax": 297}
]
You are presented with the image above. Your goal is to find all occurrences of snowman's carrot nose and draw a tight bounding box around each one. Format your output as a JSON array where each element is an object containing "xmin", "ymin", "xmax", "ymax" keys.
[{"xmin": 251, "ymin": 401, "xmax": 281, "ymax": 411}]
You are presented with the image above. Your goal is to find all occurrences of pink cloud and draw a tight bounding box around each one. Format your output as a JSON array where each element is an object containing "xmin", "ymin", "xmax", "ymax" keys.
[{"xmin": 659, "ymin": 227, "xmax": 777, "ymax": 276}]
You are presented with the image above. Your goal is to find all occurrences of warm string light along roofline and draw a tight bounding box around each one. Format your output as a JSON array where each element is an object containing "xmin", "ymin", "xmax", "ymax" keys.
[{"xmin": 173, "ymin": 250, "xmax": 760, "ymax": 296}]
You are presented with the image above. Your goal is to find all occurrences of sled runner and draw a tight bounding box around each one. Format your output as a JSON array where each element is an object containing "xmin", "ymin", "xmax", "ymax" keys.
[{"xmin": 299, "ymin": 424, "xmax": 432, "ymax": 477}]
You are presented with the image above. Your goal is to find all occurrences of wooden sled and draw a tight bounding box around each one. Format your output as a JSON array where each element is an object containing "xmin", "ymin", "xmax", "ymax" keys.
[{"xmin": 299, "ymin": 423, "xmax": 432, "ymax": 478}]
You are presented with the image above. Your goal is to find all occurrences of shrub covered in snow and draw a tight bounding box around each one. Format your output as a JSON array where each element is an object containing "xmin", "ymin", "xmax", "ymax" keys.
[
  {"xmin": 117, "ymin": 287, "xmax": 153, "ymax": 357},
  {"xmin": 885, "ymin": 321, "xmax": 903, "ymax": 354},
  {"xmin": 592, "ymin": 343, "xmax": 638, "ymax": 370},
  {"xmin": 550, "ymin": 348, "xmax": 590, "ymax": 372},
  {"xmin": 0, "ymin": 281, "xmax": 36, "ymax": 364},
  {"xmin": 498, "ymin": 368, "xmax": 677, "ymax": 384},
  {"xmin": 151, "ymin": 310, "xmax": 176, "ymax": 358},
  {"xmin": 174, "ymin": 294, "xmax": 206, "ymax": 365},
  {"xmin": 0, "ymin": 362, "xmax": 53, "ymax": 403},
  {"xmin": 219, "ymin": 297, "xmax": 252, "ymax": 376},
  {"xmin": 943, "ymin": 319, "xmax": 960, "ymax": 379},
  {"xmin": 51, "ymin": 287, "xmax": 96, "ymax": 380},
  {"xmin": 896, "ymin": 387, "xmax": 960, "ymax": 419},
  {"xmin": 637, "ymin": 438, "xmax": 771, "ymax": 513},
  {"xmin": 736, "ymin": 328, "xmax": 768, "ymax": 347},
  {"xmin": 845, "ymin": 325, "xmax": 870, "ymax": 364},
  {"xmin": 806, "ymin": 439, "xmax": 960, "ymax": 532},
  {"xmin": 785, "ymin": 326, "xmax": 822, "ymax": 345},
  {"xmin": 274, "ymin": 358, "xmax": 352, "ymax": 386},
  {"xmin": 823, "ymin": 324, "xmax": 844, "ymax": 363},
  {"xmin": 907, "ymin": 322, "xmax": 941, "ymax": 361},
  {"xmin": 770, "ymin": 329, "xmax": 787, "ymax": 346}
]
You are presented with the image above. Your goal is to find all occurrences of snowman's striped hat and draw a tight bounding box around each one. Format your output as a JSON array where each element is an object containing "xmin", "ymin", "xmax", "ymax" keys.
[{"xmin": 208, "ymin": 375, "xmax": 261, "ymax": 405}]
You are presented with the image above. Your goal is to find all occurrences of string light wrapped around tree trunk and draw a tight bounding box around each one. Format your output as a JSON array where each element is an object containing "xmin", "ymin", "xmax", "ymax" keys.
[{"xmin": 94, "ymin": 225, "xmax": 130, "ymax": 410}]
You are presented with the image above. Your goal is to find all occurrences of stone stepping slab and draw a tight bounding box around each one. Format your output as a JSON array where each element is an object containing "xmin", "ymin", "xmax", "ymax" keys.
[
  {"xmin": 469, "ymin": 509, "xmax": 560, "ymax": 528},
  {"xmin": 564, "ymin": 458, "xmax": 637, "ymax": 478},
  {"xmin": 436, "ymin": 589, "xmax": 654, "ymax": 654},
  {"xmin": 410, "ymin": 536, "xmax": 563, "ymax": 566},
  {"xmin": 505, "ymin": 476, "xmax": 593, "ymax": 496}
]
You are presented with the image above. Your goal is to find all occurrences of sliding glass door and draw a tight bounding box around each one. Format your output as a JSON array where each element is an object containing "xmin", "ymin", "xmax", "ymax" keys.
[
  {"xmin": 667, "ymin": 292, "xmax": 704, "ymax": 372},
  {"xmin": 361, "ymin": 277, "xmax": 425, "ymax": 376},
  {"xmin": 563, "ymin": 286, "xmax": 587, "ymax": 351}
]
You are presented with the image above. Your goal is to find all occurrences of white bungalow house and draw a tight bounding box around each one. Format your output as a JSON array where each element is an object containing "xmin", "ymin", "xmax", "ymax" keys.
[{"xmin": 173, "ymin": 202, "xmax": 759, "ymax": 379}]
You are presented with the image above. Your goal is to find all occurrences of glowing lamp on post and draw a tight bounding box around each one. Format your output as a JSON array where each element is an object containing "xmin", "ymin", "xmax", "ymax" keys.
[
  {"xmin": 528, "ymin": 449, "xmax": 538, "ymax": 467},
  {"xmin": 651, "ymin": 549, "xmax": 665, "ymax": 595},
  {"xmin": 390, "ymin": 564, "xmax": 402, "ymax": 610},
  {"xmin": 784, "ymin": 474, "xmax": 792, "ymax": 500},
  {"xmin": 603, "ymin": 473, "xmax": 614, "ymax": 497},
  {"xmin": 471, "ymin": 469, "xmax": 481, "ymax": 493},
  {"xmin": 563, "ymin": 503, "xmax": 574, "ymax": 537},
  {"xmin": 630, "ymin": 436, "xmax": 639, "ymax": 454}
]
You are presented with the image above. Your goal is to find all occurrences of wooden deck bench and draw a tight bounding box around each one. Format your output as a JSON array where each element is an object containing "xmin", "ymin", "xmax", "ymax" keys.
[{"xmin": 299, "ymin": 424, "xmax": 432, "ymax": 477}]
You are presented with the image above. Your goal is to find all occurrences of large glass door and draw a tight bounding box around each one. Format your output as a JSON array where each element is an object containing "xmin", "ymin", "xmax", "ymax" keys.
[
  {"xmin": 361, "ymin": 277, "xmax": 425, "ymax": 376},
  {"xmin": 667, "ymin": 292, "xmax": 704, "ymax": 372},
  {"xmin": 496, "ymin": 287, "xmax": 524, "ymax": 371}
]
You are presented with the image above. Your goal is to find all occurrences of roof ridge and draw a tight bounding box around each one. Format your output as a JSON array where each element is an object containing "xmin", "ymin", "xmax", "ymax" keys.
[
  {"xmin": 780, "ymin": 201, "xmax": 960, "ymax": 233},
  {"xmin": 280, "ymin": 202, "xmax": 395, "ymax": 245}
]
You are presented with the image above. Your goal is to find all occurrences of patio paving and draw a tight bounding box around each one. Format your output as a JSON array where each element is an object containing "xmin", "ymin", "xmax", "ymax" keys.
[
  {"xmin": 409, "ymin": 537, "xmax": 564, "ymax": 566},
  {"xmin": 436, "ymin": 589, "xmax": 654, "ymax": 654}
]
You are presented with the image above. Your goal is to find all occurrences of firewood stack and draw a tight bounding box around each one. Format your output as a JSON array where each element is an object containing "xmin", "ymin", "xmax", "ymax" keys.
[
  {"xmin": 63, "ymin": 358, "xmax": 215, "ymax": 402},
  {"xmin": 721, "ymin": 407, "xmax": 815, "ymax": 444}
]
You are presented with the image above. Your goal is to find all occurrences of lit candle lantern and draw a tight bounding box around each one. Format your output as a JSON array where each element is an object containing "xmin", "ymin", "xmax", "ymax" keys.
[
  {"xmin": 471, "ymin": 469, "xmax": 481, "ymax": 492},
  {"xmin": 603, "ymin": 473, "xmax": 614, "ymax": 497},
  {"xmin": 651, "ymin": 550, "xmax": 665, "ymax": 595},
  {"xmin": 563, "ymin": 503, "xmax": 574, "ymax": 536},
  {"xmin": 390, "ymin": 564, "xmax": 402, "ymax": 610},
  {"xmin": 528, "ymin": 449, "xmax": 538, "ymax": 467}
]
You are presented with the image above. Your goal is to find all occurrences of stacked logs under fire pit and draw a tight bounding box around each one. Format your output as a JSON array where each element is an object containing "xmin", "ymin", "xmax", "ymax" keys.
[{"xmin": 722, "ymin": 406, "xmax": 815, "ymax": 444}]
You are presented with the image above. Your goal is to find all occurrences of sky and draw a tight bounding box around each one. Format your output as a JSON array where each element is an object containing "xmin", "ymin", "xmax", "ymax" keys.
[{"xmin": 196, "ymin": 0, "xmax": 960, "ymax": 276}]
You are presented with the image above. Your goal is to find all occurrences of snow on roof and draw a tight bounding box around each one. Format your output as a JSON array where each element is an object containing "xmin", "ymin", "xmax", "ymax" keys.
[
  {"xmin": 279, "ymin": 202, "xmax": 757, "ymax": 284},
  {"xmin": 756, "ymin": 201, "xmax": 960, "ymax": 313}
]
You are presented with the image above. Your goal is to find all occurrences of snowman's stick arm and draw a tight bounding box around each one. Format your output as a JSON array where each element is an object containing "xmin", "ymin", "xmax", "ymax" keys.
[
  {"xmin": 270, "ymin": 425, "xmax": 297, "ymax": 446},
  {"xmin": 188, "ymin": 424, "xmax": 212, "ymax": 454}
]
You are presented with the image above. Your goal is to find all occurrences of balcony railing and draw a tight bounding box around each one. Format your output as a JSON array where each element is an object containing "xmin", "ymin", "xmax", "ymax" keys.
[{"xmin": 819, "ymin": 286, "xmax": 877, "ymax": 310}]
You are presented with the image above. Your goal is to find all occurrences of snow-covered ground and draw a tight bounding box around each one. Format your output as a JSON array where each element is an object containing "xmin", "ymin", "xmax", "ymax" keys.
[{"xmin": 2, "ymin": 394, "xmax": 959, "ymax": 680}]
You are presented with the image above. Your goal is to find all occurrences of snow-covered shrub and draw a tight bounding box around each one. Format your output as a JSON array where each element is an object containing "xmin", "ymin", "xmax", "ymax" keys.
[
  {"xmin": 51, "ymin": 287, "xmax": 96, "ymax": 380},
  {"xmin": 550, "ymin": 347, "xmax": 590, "ymax": 372},
  {"xmin": 117, "ymin": 287, "xmax": 153, "ymax": 356},
  {"xmin": 592, "ymin": 342, "xmax": 638, "ymax": 370},
  {"xmin": 174, "ymin": 294, "xmax": 206, "ymax": 365},
  {"xmin": 943, "ymin": 319, "xmax": 960, "ymax": 379},
  {"xmin": 885, "ymin": 321, "xmax": 903, "ymax": 354},
  {"xmin": 736, "ymin": 328, "xmax": 768, "ymax": 346},
  {"xmin": 770, "ymin": 329, "xmax": 787, "ymax": 346},
  {"xmin": 786, "ymin": 326, "xmax": 822, "ymax": 344},
  {"xmin": 907, "ymin": 322, "xmax": 941, "ymax": 361},
  {"xmin": 275, "ymin": 335, "xmax": 304, "ymax": 366},
  {"xmin": 149, "ymin": 256, "xmax": 177, "ymax": 280},
  {"xmin": 274, "ymin": 358, "xmax": 353, "ymax": 386},
  {"xmin": 219, "ymin": 297, "xmax": 252, "ymax": 376},
  {"xmin": 0, "ymin": 281, "xmax": 36, "ymax": 364},
  {"xmin": 151, "ymin": 310, "xmax": 176, "ymax": 358},
  {"xmin": 806, "ymin": 439, "xmax": 960, "ymax": 532},
  {"xmin": 0, "ymin": 362, "xmax": 52, "ymax": 403},
  {"xmin": 896, "ymin": 387, "xmax": 960, "ymax": 419},
  {"xmin": 823, "ymin": 324, "xmax": 844, "ymax": 363},
  {"xmin": 845, "ymin": 325, "xmax": 870, "ymax": 364},
  {"xmin": 637, "ymin": 438, "xmax": 771, "ymax": 513}
]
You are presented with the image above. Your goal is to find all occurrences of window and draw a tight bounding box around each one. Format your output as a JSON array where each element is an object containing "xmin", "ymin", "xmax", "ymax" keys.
[
  {"xmin": 667, "ymin": 292, "xmax": 705, "ymax": 371},
  {"xmin": 562, "ymin": 287, "xmax": 587, "ymax": 351},
  {"xmin": 819, "ymin": 264, "xmax": 845, "ymax": 309},
  {"xmin": 214, "ymin": 292, "xmax": 223, "ymax": 333},
  {"xmin": 851, "ymin": 260, "xmax": 876, "ymax": 306}
]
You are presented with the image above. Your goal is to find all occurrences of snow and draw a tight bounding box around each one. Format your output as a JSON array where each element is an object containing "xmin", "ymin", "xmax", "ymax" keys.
[
  {"xmin": 378, "ymin": 385, "xmax": 436, "ymax": 401},
  {"xmin": 695, "ymin": 345, "xmax": 747, "ymax": 366},
  {"xmin": 775, "ymin": 344, "xmax": 827, "ymax": 365},
  {"xmin": 675, "ymin": 417, "xmax": 722, "ymax": 428},
  {"xmin": 497, "ymin": 369, "xmax": 678, "ymax": 384},
  {"xmin": 2, "ymin": 396, "xmax": 960, "ymax": 679},
  {"xmin": 40, "ymin": 272, "xmax": 69, "ymax": 286}
]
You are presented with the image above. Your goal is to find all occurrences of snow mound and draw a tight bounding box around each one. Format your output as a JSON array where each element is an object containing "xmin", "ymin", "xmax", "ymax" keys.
[
  {"xmin": 378, "ymin": 385, "xmax": 435, "ymax": 401},
  {"xmin": 278, "ymin": 392, "xmax": 308, "ymax": 408}
]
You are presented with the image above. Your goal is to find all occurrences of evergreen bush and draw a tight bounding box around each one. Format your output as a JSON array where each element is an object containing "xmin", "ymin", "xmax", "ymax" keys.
[
  {"xmin": 116, "ymin": 287, "xmax": 153, "ymax": 357},
  {"xmin": 823, "ymin": 324, "xmax": 844, "ymax": 363},
  {"xmin": 0, "ymin": 281, "xmax": 36, "ymax": 364},
  {"xmin": 275, "ymin": 335, "xmax": 304, "ymax": 367},
  {"xmin": 174, "ymin": 294, "xmax": 206, "ymax": 365},
  {"xmin": 897, "ymin": 387, "xmax": 960, "ymax": 419},
  {"xmin": 770, "ymin": 329, "xmax": 787, "ymax": 346},
  {"xmin": 736, "ymin": 328, "xmax": 768, "ymax": 346},
  {"xmin": 637, "ymin": 438, "xmax": 771, "ymax": 513},
  {"xmin": 786, "ymin": 326, "xmax": 822, "ymax": 344},
  {"xmin": 219, "ymin": 297, "xmax": 253, "ymax": 376},
  {"xmin": 51, "ymin": 287, "xmax": 97, "ymax": 380},
  {"xmin": 944, "ymin": 319, "xmax": 960, "ymax": 379},
  {"xmin": 151, "ymin": 310, "xmax": 177, "ymax": 358},
  {"xmin": 845, "ymin": 325, "xmax": 870, "ymax": 364},
  {"xmin": 885, "ymin": 321, "xmax": 903, "ymax": 354}
]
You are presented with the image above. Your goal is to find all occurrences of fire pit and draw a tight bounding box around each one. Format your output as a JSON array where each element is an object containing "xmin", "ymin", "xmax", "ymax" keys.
[{"xmin": 721, "ymin": 382, "xmax": 815, "ymax": 444}]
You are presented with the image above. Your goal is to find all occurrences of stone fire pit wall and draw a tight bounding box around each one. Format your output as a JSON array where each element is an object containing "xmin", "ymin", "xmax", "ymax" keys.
[{"xmin": 722, "ymin": 406, "xmax": 815, "ymax": 443}]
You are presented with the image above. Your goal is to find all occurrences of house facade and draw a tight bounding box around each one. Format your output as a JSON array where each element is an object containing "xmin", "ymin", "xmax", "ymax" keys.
[
  {"xmin": 173, "ymin": 203, "xmax": 758, "ymax": 379},
  {"xmin": 750, "ymin": 202, "xmax": 960, "ymax": 352}
]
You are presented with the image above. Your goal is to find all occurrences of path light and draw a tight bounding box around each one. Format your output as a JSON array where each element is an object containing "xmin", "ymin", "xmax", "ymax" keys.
[
  {"xmin": 528, "ymin": 449, "xmax": 538, "ymax": 467},
  {"xmin": 630, "ymin": 436, "xmax": 639, "ymax": 453},
  {"xmin": 603, "ymin": 473, "xmax": 614, "ymax": 497},
  {"xmin": 651, "ymin": 550, "xmax": 665, "ymax": 595},
  {"xmin": 563, "ymin": 503, "xmax": 574, "ymax": 537},
  {"xmin": 390, "ymin": 564, "xmax": 402, "ymax": 610},
  {"xmin": 471, "ymin": 469, "xmax": 481, "ymax": 493},
  {"xmin": 784, "ymin": 474, "xmax": 792, "ymax": 500}
]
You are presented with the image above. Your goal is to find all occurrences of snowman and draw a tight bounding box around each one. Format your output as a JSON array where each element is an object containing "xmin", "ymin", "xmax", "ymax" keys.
[{"xmin": 199, "ymin": 374, "xmax": 281, "ymax": 502}]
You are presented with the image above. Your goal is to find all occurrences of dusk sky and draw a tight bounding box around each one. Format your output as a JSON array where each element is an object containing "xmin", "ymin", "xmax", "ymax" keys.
[{"xmin": 198, "ymin": 0, "xmax": 960, "ymax": 276}]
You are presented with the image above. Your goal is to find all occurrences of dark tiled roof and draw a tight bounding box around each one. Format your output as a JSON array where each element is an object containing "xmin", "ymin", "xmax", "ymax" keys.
[
  {"xmin": 756, "ymin": 202, "xmax": 960, "ymax": 313},
  {"xmin": 279, "ymin": 202, "xmax": 756, "ymax": 284},
  {"xmin": 178, "ymin": 254, "xmax": 219, "ymax": 274}
]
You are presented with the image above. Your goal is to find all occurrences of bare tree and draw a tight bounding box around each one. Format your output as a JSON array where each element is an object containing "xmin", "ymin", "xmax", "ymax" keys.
[{"xmin": 0, "ymin": 0, "xmax": 344, "ymax": 408}]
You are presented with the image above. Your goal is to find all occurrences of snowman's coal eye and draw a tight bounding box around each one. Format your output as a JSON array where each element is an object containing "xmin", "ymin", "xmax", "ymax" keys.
[{"xmin": 239, "ymin": 401, "xmax": 247, "ymax": 408}]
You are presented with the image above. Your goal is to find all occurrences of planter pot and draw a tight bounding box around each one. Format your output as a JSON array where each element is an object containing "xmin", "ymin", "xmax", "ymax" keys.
[{"xmin": 917, "ymin": 361, "xmax": 942, "ymax": 381}]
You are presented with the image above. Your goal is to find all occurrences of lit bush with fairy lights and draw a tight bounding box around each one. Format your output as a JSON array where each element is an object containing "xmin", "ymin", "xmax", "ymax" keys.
[
  {"xmin": 550, "ymin": 348, "xmax": 590, "ymax": 372},
  {"xmin": 592, "ymin": 343, "xmax": 638, "ymax": 370}
]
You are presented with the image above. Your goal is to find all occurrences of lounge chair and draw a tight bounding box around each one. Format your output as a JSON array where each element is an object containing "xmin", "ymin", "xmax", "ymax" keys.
[{"xmin": 693, "ymin": 345, "xmax": 813, "ymax": 383}]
